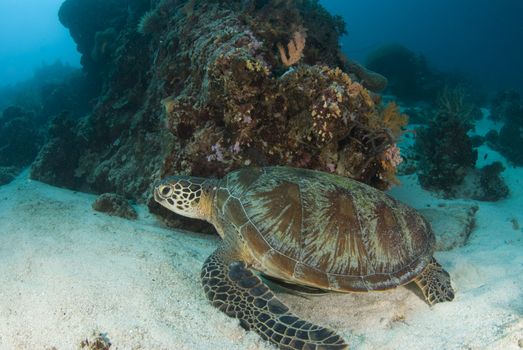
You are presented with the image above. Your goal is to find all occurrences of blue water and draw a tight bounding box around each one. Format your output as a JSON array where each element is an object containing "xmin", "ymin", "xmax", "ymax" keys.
[
  {"xmin": 321, "ymin": 0, "xmax": 523, "ymax": 94},
  {"xmin": 1, "ymin": 1, "xmax": 522, "ymax": 93}
]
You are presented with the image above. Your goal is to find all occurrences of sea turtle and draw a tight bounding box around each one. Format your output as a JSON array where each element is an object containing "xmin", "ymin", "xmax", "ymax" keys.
[{"xmin": 154, "ymin": 166, "xmax": 454, "ymax": 349}]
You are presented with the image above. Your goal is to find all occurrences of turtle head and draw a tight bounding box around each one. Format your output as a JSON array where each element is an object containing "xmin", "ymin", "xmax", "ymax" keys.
[{"xmin": 154, "ymin": 176, "xmax": 216, "ymax": 220}]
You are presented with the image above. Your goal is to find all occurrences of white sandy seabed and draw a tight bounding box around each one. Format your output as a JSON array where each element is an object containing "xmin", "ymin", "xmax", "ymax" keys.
[{"xmin": 0, "ymin": 117, "xmax": 522, "ymax": 350}]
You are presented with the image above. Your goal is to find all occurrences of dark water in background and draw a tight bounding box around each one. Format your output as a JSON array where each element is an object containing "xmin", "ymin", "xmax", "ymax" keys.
[
  {"xmin": 0, "ymin": 0, "xmax": 521, "ymax": 94},
  {"xmin": 321, "ymin": 0, "xmax": 523, "ymax": 95}
]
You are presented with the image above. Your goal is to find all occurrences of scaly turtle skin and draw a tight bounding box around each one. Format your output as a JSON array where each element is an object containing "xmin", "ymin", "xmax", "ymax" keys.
[{"xmin": 154, "ymin": 166, "xmax": 454, "ymax": 349}]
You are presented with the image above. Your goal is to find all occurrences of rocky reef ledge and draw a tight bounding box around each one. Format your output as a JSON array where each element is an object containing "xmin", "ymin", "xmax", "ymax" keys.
[{"xmin": 31, "ymin": 0, "xmax": 398, "ymax": 213}]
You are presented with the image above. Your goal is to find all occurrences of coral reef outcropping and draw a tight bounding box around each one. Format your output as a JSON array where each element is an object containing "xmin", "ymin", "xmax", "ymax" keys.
[{"xmin": 32, "ymin": 0, "xmax": 404, "ymax": 217}]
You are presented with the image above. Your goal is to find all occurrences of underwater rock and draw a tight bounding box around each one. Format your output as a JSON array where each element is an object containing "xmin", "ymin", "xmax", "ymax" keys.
[
  {"xmin": 343, "ymin": 56, "xmax": 388, "ymax": 92},
  {"xmin": 58, "ymin": 0, "xmax": 148, "ymax": 82},
  {"xmin": 32, "ymin": 0, "xmax": 407, "ymax": 212},
  {"xmin": 31, "ymin": 113, "xmax": 84, "ymax": 189},
  {"xmin": 0, "ymin": 166, "xmax": 19, "ymax": 186},
  {"xmin": 0, "ymin": 106, "xmax": 42, "ymax": 168},
  {"xmin": 420, "ymin": 204, "xmax": 478, "ymax": 251},
  {"xmin": 92, "ymin": 193, "xmax": 137, "ymax": 220},
  {"xmin": 425, "ymin": 163, "xmax": 509, "ymax": 202},
  {"xmin": 490, "ymin": 90, "xmax": 522, "ymax": 122},
  {"xmin": 365, "ymin": 44, "xmax": 440, "ymax": 103}
]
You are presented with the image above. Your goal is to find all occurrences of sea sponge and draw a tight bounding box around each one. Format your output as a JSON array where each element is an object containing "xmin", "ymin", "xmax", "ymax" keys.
[{"xmin": 277, "ymin": 27, "xmax": 307, "ymax": 67}]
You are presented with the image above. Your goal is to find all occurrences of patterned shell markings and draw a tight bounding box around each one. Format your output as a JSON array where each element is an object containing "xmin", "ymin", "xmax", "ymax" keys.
[{"xmin": 224, "ymin": 167, "xmax": 434, "ymax": 291}]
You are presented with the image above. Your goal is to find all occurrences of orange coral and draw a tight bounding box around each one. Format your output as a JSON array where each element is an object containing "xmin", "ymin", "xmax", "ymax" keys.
[
  {"xmin": 371, "ymin": 101, "xmax": 408, "ymax": 138},
  {"xmin": 278, "ymin": 27, "xmax": 307, "ymax": 66}
]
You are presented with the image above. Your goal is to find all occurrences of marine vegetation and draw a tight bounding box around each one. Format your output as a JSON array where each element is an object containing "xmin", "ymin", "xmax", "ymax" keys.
[
  {"xmin": 154, "ymin": 166, "xmax": 454, "ymax": 350},
  {"xmin": 415, "ymin": 88, "xmax": 477, "ymax": 192},
  {"xmin": 486, "ymin": 90, "xmax": 523, "ymax": 165},
  {"xmin": 415, "ymin": 88, "xmax": 508, "ymax": 200},
  {"xmin": 32, "ymin": 0, "xmax": 405, "ymax": 213}
]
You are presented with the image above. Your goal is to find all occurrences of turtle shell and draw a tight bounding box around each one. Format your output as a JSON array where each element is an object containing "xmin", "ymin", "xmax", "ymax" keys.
[{"xmin": 214, "ymin": 166, "xmax": 435, "ymax": 292}]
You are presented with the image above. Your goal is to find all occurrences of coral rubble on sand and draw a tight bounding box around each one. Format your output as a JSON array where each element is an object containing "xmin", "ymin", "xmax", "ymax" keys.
[
  {"xmin": 92, "ymin": 193, "xmax": 137, "ymax": 220},
  {"xmin": 30, "ymin": 0, "xmax": 402, "ymax": 214}
]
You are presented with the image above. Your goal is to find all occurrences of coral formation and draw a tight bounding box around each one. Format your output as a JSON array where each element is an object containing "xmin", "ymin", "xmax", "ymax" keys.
[
  {"xmin": 0, "ymin": 106, "xmax": 42, "ymax": 168},
  {"xmin": 366, "ymin": 44, "xmax": 439, "ymax": 102},
  {"xmin": 137, "ymin": 10, "xmax": 162, "ymax": 35},
  {"xmin": 490, "ymin": 90, "xmax": 522, "ymax": 122},
  {"xmin": 476, "ymin": 162, "xmax": 509, "ymax": 201},
  {"xmin": 277, "ymin": 27, "xmax": 307, "ymax": 66},
  {"xmin": 487, "ymin": 126, "xmax": 523, "ymax": 166},
  {"xmin": 414, "ymin": 88, "xmax": 509, "ymax": 200},
  {"xmin": 91, "ymin": 27, "xmax": 118, "ymax": 63},
  {"xmin": 92, "ymin": 193, "xmax": 138, "ymax": 219},
  {"xmin": 32, "ymin": 0, "xmax": 407, "ymax": 225},
  {"xmin": 31, "ymin": 113, "xmax": 84, "ymax": 189},
  {"xmin": 415, "ymin": 88, "xmax": 477, "ymax": 193},
  {"xmin": 366, "ymin": 44, "xmax": 485, "ymax": 107},
  {"xmin": 486, "ymin": 90, "xmax": 523, "ymax": 165},
  {"xmin": 0, "ymin": 61, "xmax": 95, "ymax": 119},
  {"xmin": 343, "ymin": 56, "xmax": 388, "ymax": 92}
]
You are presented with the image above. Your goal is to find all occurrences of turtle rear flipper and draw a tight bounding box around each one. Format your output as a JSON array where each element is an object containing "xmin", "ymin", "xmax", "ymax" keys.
[
  {"xmin": 201, "ymin": 249, "xmax": 348, "ymax": 350},
  {"xmin": 414, "ymin": 258, "xmax": 455, "ymax": 305}
]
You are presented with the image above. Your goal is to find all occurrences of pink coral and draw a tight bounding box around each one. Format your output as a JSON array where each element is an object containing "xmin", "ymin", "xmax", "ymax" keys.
[{"xmin": 383, "ymin": 144, "xmax": 403, "ymax": 167}]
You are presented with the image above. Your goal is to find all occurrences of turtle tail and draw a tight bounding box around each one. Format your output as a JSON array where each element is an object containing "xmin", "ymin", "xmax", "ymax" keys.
[{"xmin": 201, "ymin": 248, "xmax": 348, "ymax": 350}]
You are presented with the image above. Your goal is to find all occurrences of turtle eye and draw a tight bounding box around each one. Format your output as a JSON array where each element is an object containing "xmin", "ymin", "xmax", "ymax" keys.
[{"xmin": 160, "ymin": 186, "xmax": 173, "ymax": 197}]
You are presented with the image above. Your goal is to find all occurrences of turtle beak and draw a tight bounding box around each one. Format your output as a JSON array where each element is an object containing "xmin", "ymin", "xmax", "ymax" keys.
[{"xmin": 153, "ymin": 185, "xmax": 164, "ymax": 205}]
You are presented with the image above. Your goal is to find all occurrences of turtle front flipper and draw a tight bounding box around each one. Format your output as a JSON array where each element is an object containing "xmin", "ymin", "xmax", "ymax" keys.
[
  {"xmin": 201, "ymin": 248, "xmax": 348, "ymax": 350},
  {"xmin": 414, "ymin": 258, "xmax": 455, "ymax": 305}
]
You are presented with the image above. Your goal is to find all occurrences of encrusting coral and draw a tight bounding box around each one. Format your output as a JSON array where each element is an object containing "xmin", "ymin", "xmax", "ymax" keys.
[{"xmin": 32, "ymin": 0, "xmax": 406, "ymax": 223}]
